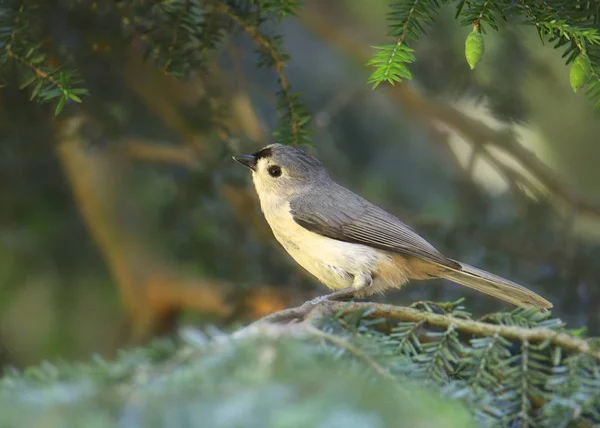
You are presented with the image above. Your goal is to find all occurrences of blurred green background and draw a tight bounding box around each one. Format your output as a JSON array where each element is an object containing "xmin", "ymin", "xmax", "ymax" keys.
[{"xmin": 1, "ymin": 0, "xmax": 600, "ymax": 369}]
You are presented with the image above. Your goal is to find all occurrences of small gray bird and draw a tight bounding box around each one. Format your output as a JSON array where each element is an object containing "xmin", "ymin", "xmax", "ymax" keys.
[{"xmin": 233, "ymin": 143, "xmax": 552, "ymax": 309}]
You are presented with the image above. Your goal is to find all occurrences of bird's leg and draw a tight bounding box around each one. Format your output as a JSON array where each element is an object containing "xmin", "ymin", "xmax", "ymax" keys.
[{"xmin": 309, "ymin": 274, "xmax": 373, "ymax": 305}]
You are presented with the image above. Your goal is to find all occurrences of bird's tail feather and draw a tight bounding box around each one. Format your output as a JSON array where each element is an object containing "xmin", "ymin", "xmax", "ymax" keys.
[{"xmin": 440, "ymin": 260, "xmax": 552, "ymax": 310}]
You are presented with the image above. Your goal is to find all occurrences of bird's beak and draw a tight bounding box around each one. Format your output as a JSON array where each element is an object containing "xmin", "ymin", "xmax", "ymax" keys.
[{"xmin": 232, "ymin": 154, "xmax": 257, "ymax": 171}]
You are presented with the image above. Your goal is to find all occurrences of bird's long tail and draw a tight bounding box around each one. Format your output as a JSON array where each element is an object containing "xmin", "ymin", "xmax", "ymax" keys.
[{"xmin": 440, "ymin": 260, "xmax": 552, "ymax": 310}]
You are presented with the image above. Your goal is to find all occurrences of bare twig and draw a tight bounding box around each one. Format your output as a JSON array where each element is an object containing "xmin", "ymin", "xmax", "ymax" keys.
[{"xmin": 123, "ymin": 139, "xmax": 200, "ymax": 167}]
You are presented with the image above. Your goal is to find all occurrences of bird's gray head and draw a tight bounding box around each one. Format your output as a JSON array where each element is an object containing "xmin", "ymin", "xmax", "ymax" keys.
[{"xmin": 232, "ymin": 143, "xmax": 329, "ymax": 201}]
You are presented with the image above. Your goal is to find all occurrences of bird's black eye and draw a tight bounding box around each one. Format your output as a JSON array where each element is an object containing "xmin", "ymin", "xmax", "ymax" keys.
[{"xmin": 268, "ymin": 165, "xmax": 282, "ymax": 177}]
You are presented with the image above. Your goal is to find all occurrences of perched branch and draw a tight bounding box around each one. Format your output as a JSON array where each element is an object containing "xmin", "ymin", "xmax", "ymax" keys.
[
  {"xmin": 350, "ymin": 301, "xmax": 599, "ymax": 360},
  {"xmin": 246, "ymin": 299, "xmax": 600, "ymax": 362},
  {"xmin": 233, "ymin": 296, "xmax": 600, "ymax": 425}
]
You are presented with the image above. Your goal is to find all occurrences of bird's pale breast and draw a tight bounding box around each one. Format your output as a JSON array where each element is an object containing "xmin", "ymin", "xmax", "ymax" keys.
[{"xmin": 262, "ymin": 199, "xmax": 410, "ymax": 292}]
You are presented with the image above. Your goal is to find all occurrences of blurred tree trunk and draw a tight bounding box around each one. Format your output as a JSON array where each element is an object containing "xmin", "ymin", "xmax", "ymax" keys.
[{"xmin": 55, "ymin": 114, "xmax": 237, "ymax": 343}]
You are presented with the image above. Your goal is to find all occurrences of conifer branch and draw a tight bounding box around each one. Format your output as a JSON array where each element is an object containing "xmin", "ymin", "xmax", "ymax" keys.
[
  {"xmin": 368, "ymin": 0, "xmax": 441, "ymax": 87},
  {"xmin": 257, "ymin": 0, "xmax": 302, "ymax": 21},
  {"xmin": 393, "ymin": 320, "xmax": 425, "ymax": 356},
  {"xmin": 519, "ymin": 341, "xmax": 532, "ymax": 424},
  {"xmin": 0, "ymin": 3, "xmax": 53, "ymax": 84},
  {"xmin": 465, "ymin": 333, "xmax": 507, "ymax": 391},
  {"xmin": 238, "ymin": 298, "xmax": 600, "ymax": 425},
  {"xmin": 251, "ymin": 300, "xmax": 600, "ymax": 362},
  {"xmin": 472, "ymin": 1, "xmax": 492, "ymax": 29},
  {"xmin": 344, "ymin": 302, "xmax": 600, "ymax": 361},
  {"xmin": 366, "ymin": 0, "xmax": 600, "ymax": 109},
  {"xmin": 124, "ymin": 0, "xmax": 212, "ymax": 77},
  {"xmin": 459, "ymin": 0, "xmax": 504, "ymax": 31},
  {"xmin": 4, "ymin": 45, "xmax": 62, "ymax": 91},
  {"xmin": 303, "ymin": 324, "xmax": 394, "ymax": 380},
  {"xmin": 209, "ymin": 0, "xmax": 310, "ymax": 145},
  {"xmin": 165, "ymin": 0, "xmax": 191, "ymax": 74},
  {"xmin": 0, "ymin": 1, "xmax": 88, "ymax": 114},
  {"xmin": 421, "ymin": 323, "xmax": 460, "ymax": 381},
  {"xmin": 515, "ymin": 0, "xmax": 600, "ymax": 104}
]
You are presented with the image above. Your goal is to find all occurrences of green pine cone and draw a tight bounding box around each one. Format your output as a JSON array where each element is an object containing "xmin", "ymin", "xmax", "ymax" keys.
[
  {"xmin": 570, "ymin": 54, "xmax": 592, "ymax": 93},
  {"xmin": 465, "ymin": 29, "xmax": 484, "ymax": 70}
]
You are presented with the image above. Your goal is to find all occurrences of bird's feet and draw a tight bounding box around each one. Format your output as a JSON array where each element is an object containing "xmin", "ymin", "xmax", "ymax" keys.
[{"xmin": 309, "ymin": 288, "xmax": 357, "ymax": 306}]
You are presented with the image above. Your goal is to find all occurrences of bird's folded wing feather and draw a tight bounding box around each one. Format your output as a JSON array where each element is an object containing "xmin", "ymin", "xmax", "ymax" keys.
[{"xmin": 289, "ymin": 184, "xmax": 460, "ymax": 269}]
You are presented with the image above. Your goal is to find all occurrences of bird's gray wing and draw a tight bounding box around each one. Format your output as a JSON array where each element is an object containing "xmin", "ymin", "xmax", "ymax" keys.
[{"xmin": 289, "ymin": 184, "xmax": 460, "ymax": 269}]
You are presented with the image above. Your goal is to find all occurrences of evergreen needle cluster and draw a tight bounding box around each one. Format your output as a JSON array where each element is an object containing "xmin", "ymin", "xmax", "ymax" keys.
[
  {"xmin": 2, "ymin": 0, "xmax": 599, "ymax": 145},
  {"xmin": 0, "ymin": 0, "xmax": 310, "ymax": 145},
  {"xmin": 1, "ymin": 300, "xmax": 599, "ymax": 427},
  {"xmin": 368, "ymin": 0, "xmax": 600, "ymax": 109}
]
